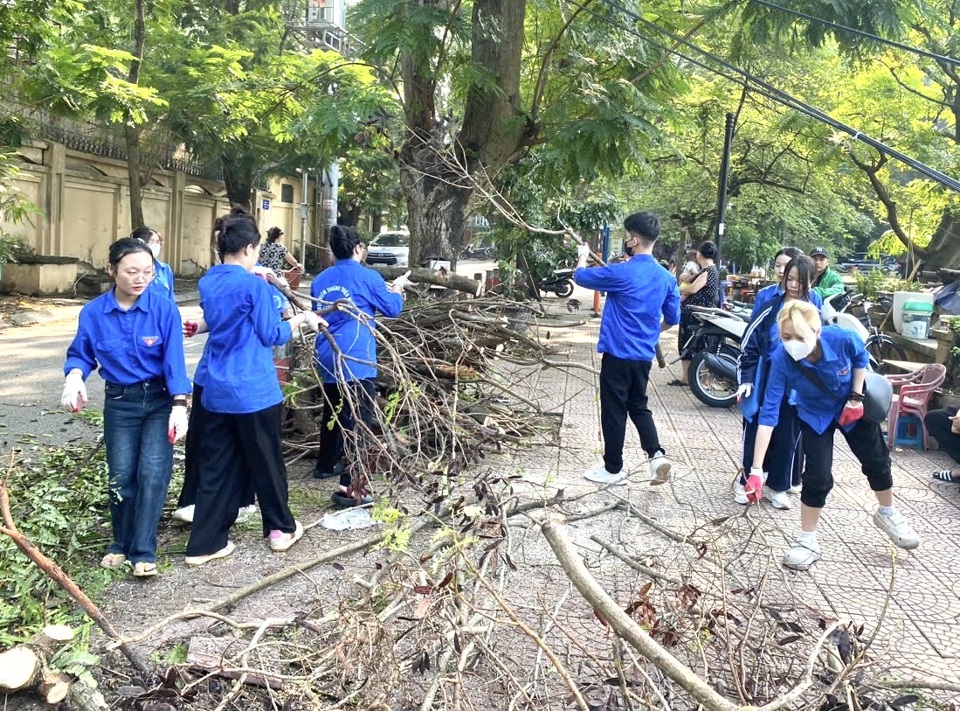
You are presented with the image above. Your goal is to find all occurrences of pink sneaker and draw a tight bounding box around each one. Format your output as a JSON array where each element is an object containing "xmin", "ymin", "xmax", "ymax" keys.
[{"xmin": 269, "ymin": 520, "xmax": 304, "ymax": 552}]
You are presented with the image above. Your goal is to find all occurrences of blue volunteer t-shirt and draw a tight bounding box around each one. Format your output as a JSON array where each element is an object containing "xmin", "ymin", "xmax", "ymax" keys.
[
  {"xmin": 573, "ymin": 254, "xmax": 681, "ymax": 361},
  {"xmin": 197, "ymin": 264, "xmax": 293, "ymax": 414},
  {"xmin": 310, "ymin": 259, "xmax": 404, "ymax": 383},
  {"xmin": 64, "ymin": 286, "xmax": 191, "ymax": 394},
  {"xmin": 759, "ymin": 326, "xmax": 870, "ymax": 434}
]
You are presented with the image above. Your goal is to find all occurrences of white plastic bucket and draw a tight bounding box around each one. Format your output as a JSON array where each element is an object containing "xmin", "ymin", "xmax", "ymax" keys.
[{"xmin": 891, "ymin": 291, "xmax": 934, "ymax": 335}]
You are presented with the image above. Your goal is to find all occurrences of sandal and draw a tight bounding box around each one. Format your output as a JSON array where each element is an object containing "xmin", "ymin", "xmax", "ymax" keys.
[
  {"xmin": 101, "ymin": 553, "xmax": 127, "ymax": 569},
  {"xmin": 132, "ymin": 561, "xmax": 158, "ymax": 578},
  {"xmin": 331, "ymin": 491, "xmax": 375, "ymax": 509},
  {"xmin": 667, "ymin": 379, "xmax": 687, "ymax": 387},
  {"xmin": 932, "ymin": 469, "xmax": 960, "ymax": 483}
]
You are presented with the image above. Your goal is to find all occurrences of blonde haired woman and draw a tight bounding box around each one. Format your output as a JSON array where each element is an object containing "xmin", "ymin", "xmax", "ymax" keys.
[{"xmin": 750, "ymin": 300, "xmax": 919, "ymax": 570}]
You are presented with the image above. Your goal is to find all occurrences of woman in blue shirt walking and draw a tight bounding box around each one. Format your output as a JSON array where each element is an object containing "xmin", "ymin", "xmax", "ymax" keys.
[
  {"xmin": 184, "ymin": 217, "xmax": 323, "ymax": 566},
  {"xmin": 61, "ymin": 238, "xmax": 191, "ymax": 578},
  {"xmin": 735, "ymin": 254, "xmax": 821, "ymax": 509},
  {"xmin": 751, "ymin": 300, "xmax": 919, "ymax": 570}
]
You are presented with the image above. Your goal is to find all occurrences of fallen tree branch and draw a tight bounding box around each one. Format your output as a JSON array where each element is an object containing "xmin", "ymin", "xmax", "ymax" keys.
[
  {"xmin": 0, "ymin": 479, "xmax": 155, "ymax": 681},
  {"xmin": 541, "ymin": 518, "xmax": 738, "ymax": 711}
]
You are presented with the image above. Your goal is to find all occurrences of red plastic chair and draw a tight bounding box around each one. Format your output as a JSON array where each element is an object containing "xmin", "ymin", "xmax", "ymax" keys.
[{"xmin": 886, "ymin": 363, "xmax": 946, "ymax": 450}]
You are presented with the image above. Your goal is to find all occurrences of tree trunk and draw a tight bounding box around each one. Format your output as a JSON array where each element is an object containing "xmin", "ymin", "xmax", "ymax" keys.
[
  {"xmin": 221, "ymin": 145, "xmax": 257, "ymax": 209},
  {"xmin": 124, "ymin": 0, "xmax": 146, "ymax": 230},
  {"xmin": 125, "ymin": 124, "xmax": 145, "ymax": 229},
  {"xmin": 919, "ymin": 209, "xmax": 960, "ymax": 268},
  {"xmin": 397, "ymin": 0, "xmax": 531, "ymax": 266}
]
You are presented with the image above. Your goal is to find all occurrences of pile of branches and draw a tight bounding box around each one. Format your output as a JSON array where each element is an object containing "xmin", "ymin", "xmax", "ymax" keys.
[{"xmin": 277, "ymin": 282, "xmax": 580, "ymax": 498}]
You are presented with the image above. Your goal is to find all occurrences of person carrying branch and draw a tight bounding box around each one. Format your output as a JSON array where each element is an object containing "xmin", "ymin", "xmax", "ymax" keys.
[
  {"xmin": 750, "ymin": 300, "xmax": 919, "ymax": 570},
  {"xmin": 310, "ymin": 225, "xmax": 406, "ymax": 508},
  {"xmin": 572, "ymin": 211, "xmax": 680, "ymax": 486},
  {"xmin": 61, "ymin": 237, "xmax": 191, "ymax": 578}
]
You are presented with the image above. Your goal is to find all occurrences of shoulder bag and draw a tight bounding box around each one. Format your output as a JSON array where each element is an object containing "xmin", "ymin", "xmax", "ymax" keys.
[{"xmin": 789, "ymin": 360, "xmax": 892, "ymax": 424}]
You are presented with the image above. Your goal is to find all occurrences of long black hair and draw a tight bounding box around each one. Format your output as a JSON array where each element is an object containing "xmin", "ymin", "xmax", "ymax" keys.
[{"xmin": 782, "ymin": 255, "xmax": 816, "ymax": 300}]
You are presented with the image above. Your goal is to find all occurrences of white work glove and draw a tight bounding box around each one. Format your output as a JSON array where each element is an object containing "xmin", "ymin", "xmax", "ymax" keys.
[
  {"xmin": 252, "ymin": 265, "xmax": 273, "ymax": 279},
  {"xmin": 735, "ymin": 383, "xmax": 753, "ymax": 402},
  {"xmin": 390, "ymin": 270, "xmax": 412, "ymax": 294},
  {"xmin": 168, "ymin": 405, "xmax": 188, "ymax": 444},
  {"xmin": 576, "ymin": 244, "xmax": 591, "ymax": 260},
  {"xmin": 61, "ymin": 369, "xmax": 87, "ymax": 413},
  {"xmin": 301, "ymin": 311, "xmax": 326, "ymax": 333}
]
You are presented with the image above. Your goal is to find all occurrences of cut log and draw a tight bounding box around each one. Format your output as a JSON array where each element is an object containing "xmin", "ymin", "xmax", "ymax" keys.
[
  {"xmin": 38, "ymin": 670, "xmax": 71, "ymax": 704},
  {"xmin": 0, "ymin": 624, "xmax": 76, "ymax": 694},
  {"xmin": 0, "ymin": 646, "xmax": 41, "ymax": 692},
  {"xmin": 368, "ymin": 265, "xmax": 482, "ymax": 296}
]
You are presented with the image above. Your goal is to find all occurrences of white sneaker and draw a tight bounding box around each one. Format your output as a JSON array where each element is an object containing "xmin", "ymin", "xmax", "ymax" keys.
[
  {"xmin": 872, "ymin": 509, "xmax": 920, "ymax": 550},
  {"xmin": 236, "ymin": 504, "xmax": 258, "ymax": 522},
  {"xmin": 172, "ymin": 505, "xmax": 195, "ymax": 523},
  {"xmin": 583, "ymin": 464, "xmax": 626, "ymax": 485},
  {"xmin": 733, "ymin": 479, "xmax": 749, "ymax": 505},
  {"xmin": 768, "ymin": 490, "xmax": 791, "ymax": 510},
  {"xmin": 788, "ymin": 484, "xmax": 802, "ymax": 494},
  {"xmin": 782, "ymin": 536, "xmax": 821, "ymax": 570},
  {"xmin": 649, "ymin": 452, "xmax": 671, "ymax": 485},
  {"xmin": 185, "ymin": 541, "xmax": 236, "ymax": 567},
  {"xmin": 269, "ymin": 520, "xmax": 304, "ymax": 552}
]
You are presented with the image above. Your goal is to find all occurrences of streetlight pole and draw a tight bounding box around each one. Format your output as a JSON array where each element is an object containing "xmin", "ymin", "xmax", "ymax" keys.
[{"xmin": 715, "ymin": 112, "xmax": 736, "ymax": 265}]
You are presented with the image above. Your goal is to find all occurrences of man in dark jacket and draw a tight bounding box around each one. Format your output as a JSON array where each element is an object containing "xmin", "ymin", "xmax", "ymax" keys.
[{"xmin": 573, "ymin": 211, "xmax": 681, "ymax": 485}]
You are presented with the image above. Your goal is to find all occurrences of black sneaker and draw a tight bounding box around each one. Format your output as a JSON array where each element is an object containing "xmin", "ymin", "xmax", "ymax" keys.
[{"xmin": 313, "ymin": 462, "xmax": 344, "ymax": 480}]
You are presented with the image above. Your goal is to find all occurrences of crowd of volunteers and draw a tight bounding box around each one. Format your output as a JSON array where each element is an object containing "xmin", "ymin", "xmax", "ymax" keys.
[
  {"xmin": 572, "ymin": 212, "xmax": 920, "ymax": 572},
  {"xmin": 61, "ymin": 208, "xmax": 931, "ymax": 577},
  {"xmin": 61, "ymin": 210, "xmax": 401, "ymax": 576}
]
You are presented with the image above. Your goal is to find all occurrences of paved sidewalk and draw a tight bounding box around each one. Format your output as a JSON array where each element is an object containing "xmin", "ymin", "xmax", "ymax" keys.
[{"xmin": 522, "ymin": 295, "xmax": 960, "ymax": 691}]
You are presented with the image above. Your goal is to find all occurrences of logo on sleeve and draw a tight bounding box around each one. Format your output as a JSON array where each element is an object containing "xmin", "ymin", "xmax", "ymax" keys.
[
  {"xmin": 141, "ymin": 336, "xmax": 159, "ymax": 347},
  {"xmin": 837, "ymin": 367, "xmax": 849, "ymax": 376}
]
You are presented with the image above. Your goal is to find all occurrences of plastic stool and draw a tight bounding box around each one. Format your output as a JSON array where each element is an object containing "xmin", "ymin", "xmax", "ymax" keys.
[{"xmin": 892, "ymin": 413, "xmax": 923, "ymax": 449}]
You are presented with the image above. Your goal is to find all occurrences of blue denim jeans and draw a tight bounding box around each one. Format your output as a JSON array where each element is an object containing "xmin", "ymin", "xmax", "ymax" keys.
[{"xmin": 103, "ymin": 380, "xmax": 173, "ymax": 564}]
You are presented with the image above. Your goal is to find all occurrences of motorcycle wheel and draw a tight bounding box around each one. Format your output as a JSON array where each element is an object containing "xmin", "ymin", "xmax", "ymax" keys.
[
  {"xmin": 555, "ymin": 279, "xmax": 574, "ymax": 298},
  {"xmin": 688, "ymin": 344, "xmax": 739, "ymax": 408}
]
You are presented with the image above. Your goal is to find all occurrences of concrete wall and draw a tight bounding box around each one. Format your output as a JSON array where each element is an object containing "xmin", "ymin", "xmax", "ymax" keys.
[{"xmin": 1, "ymin": 139, "xmax": 321, "ymax": 276}]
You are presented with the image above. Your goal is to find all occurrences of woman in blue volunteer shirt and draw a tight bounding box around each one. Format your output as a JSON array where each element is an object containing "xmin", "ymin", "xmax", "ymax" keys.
[
  {"xmin": 310, "ymin": 225, "xmax": 405, "ymax": 507},
  {"xmin": 751, "ymin": 300, "xmax": 919, "ymax": 570},
  {"xmin": 735, "ymin": 254, "xmax": 822, "ymax": 509},
  {"xmin": 130, "ymin": 227, "xmax": 175, "ymax": 301},
  {"xmin": 184, "ymin": 217, "xmax": 323, "ymax": 566},
  {"xmin": 61, "ymin": 237, "xmax": 191, "ymax": 578}
]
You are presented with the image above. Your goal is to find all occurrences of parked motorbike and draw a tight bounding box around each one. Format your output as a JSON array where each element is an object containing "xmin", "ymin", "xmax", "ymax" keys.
[
  {"xmin": 458, "ymin": 244, "xmax": 496, "ymax": 260},
  {"xmin": 680, "ymin": 304, "xmax": 750, "ymax": 408},
  {"xmin": 539, "ymin": 268, "xmax": 575, "ymax": 298}
]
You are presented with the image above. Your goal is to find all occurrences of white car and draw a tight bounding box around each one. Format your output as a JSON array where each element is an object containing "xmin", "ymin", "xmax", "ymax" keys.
[{"xmin": 365, "ymin": 231, "xmax": 410, "ymax": 267}]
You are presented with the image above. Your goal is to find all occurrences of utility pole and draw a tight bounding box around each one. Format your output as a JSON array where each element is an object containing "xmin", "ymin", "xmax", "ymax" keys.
[
  {"xmin": 715, "ymin": 112, "xmax": 736, "ymax": 265},
  {"xmin": 299, "ymin": 169, "xmax": 309, "ymax": 268}
]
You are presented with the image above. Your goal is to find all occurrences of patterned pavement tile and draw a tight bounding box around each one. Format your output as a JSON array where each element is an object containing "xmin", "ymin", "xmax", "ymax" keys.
[{"xmin": 523, "ymin": 304, "xmax": 960, "ymax": 674}]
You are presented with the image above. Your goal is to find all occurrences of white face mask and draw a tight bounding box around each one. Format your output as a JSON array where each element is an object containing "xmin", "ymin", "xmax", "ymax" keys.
[
  {"xmin": 149, "ymin": 243, "xmax": 161, "ymax": 259},
  {"xmin": 783, "ymin": 338, "xmax": 814, "ymax": 361}
]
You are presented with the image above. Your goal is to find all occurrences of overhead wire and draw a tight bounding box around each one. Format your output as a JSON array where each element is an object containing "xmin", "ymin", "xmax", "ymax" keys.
[
  {"xmin": 746, "ymin": 0, "xmax": 960, "ymax": 68},
  {"xmin": 565, "ymin": 0, "xmax": 960, "ymax": 192}
]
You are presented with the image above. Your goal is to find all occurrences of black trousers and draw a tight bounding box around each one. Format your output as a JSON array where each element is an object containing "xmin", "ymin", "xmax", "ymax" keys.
[
  {"xmin": 316, "ymin": 379, "xmax": 376, "ymax": 488},
  {"xmin": 599, "ymin": 353, "xmax": 662, "ymax": 474},
  {"xmin": 925, "ymin": 407, "xmax": 960, "ymax": 464},
  {"xmin": 799, "ymin": 418, "xmax": 893, "ymax": 509},
  {"xmin": 741, "ymin": 397, "xmax": 803, "ymax": 491},
  {"xmin": 176, "ymin": 384, "xmax": 254, "ymax": 509},
  {"xmin": 186, "ymin": 403, "xmax": 296, "ymax": 556}
]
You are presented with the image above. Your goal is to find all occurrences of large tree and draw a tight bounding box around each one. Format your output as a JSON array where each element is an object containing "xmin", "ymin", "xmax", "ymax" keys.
[{"xmin": 350, "ymin": 0, "xmax": 687, "ymax": 265}]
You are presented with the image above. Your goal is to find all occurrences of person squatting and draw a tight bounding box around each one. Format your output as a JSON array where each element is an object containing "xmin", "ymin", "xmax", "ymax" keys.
[{"xmin": 62, "ymin": 210, "xmax": 919, "ymax": 577}]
